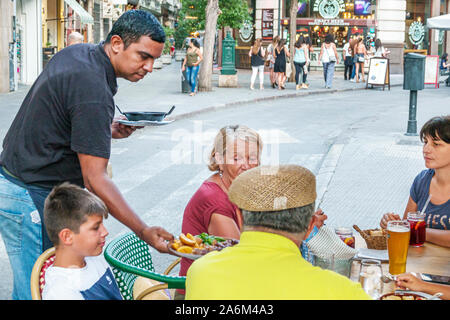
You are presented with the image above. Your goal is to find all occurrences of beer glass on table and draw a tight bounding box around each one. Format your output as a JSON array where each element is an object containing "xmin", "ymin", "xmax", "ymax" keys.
[{"xmin": 387, "ymin": 220, "xmax": 410, "ymax": 275}]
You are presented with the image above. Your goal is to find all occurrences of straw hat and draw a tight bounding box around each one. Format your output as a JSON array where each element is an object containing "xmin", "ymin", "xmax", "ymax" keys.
[{"xmin": 228, "ymin": 165, "xmax": 316, "ymax": 212}]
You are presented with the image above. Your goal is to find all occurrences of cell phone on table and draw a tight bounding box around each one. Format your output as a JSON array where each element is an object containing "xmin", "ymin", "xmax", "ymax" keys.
[{"xmin": 420, "ymin": 273, "xmax": 450, "ymax": 285}]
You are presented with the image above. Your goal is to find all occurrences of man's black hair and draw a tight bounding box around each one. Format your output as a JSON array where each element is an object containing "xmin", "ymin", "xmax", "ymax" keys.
[{"xmin": 105, "ymin": 9, "xmax": 165, "ymax": 48}]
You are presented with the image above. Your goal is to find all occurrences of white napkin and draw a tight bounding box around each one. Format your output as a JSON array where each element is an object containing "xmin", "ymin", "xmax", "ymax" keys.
[
  {"xmin": 355, "ymin": 248, "xmax": 389, "ymax": 261},
  {"xmin": 306, "ymin": 226, "xmax": 357, "ymax": 260}
]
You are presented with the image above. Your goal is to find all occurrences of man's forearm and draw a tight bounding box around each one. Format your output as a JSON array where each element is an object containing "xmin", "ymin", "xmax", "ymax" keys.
[{"xmin": 86, "ymin": 172, "xmax": 147, "ymax": 237}]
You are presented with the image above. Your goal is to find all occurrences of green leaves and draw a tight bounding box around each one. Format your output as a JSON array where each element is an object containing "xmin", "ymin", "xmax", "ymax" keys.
[{"xmin": 179, "ymin": 0, "xmax": 252, "ymax": 33}]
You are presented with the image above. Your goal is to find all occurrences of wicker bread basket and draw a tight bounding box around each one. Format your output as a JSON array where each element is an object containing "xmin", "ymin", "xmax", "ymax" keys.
[{"xmin": 353, "ymin": 225, "xmax": 388, "ymax": 250}]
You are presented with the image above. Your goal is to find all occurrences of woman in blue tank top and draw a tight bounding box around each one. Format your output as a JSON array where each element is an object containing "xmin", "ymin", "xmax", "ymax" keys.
[{"xmin": 380, "ymin": 116, "xmax": 450, "ymax": 248}]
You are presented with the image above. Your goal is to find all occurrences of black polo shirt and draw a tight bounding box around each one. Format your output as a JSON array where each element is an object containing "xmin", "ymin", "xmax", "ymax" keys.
[{"xmin": 0, "ymin": 42, "xmax": 117, "ymax": 188}]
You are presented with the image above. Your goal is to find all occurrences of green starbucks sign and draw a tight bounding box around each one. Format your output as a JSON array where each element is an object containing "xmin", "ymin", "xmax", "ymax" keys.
[
  {"xmin": 313, "ymin": 0, "xmax": 345, "ymax": 19},
  {"xmin": 408, "ymin": 21, "xmax": 425, "ymax": 46}
]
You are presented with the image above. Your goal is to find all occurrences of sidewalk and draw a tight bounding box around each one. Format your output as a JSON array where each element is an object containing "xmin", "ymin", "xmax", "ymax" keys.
[
  {"xmin": 113, "ymin": 60, "xmax": 404, "ymax": 120},
  {"xmin": 314, "ymin": 87, "xmax": 449, "ymax": 231},
  {"xmin": 0, "ymin": 60, "xmax": 403, "ymax": 127}
]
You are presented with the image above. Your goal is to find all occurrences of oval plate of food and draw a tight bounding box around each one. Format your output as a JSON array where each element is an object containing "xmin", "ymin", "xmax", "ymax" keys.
[
  {"xmin": 380, "ymin": 290, "xmax": 441, "ymax": 300},
  {"xmin": 168, "ymin": 233, "xmax": 239, "ymax": 260}
]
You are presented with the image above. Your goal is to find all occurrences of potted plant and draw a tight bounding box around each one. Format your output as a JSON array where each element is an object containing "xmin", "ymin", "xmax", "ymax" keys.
[
  {"xmin": 161, "ymin": 26, "xmax": 174, "ymax": 64},
  {"xmin": 153, "ymin": 58, "xmax": 163, "ymax": 69}
]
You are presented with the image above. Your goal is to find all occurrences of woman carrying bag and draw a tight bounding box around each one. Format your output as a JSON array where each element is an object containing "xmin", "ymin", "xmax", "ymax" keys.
[
  {"xmin": 354, "ymin": 37, "xmax": 368, "ymax": 83},
  {"xmin": 249, "ymin": 38, "xmax": 266, "ymax": 90},
  {"xmin": 266, "ymin": 36, "xmax": 280, "ymax": 88},
  {"xmin": 318, "ymin": 34, "xmax": 339, "ymax": 89}
]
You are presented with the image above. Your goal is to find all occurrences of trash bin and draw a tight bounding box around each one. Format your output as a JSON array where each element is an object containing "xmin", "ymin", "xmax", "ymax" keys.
[
  {"xmin": 403, "ymin": 53, "xmax": 425, "ymax": 91},
  {"xmin": 181, "ymin": 62, "xmax": 190, "ymax": 93},
  {"xmin": 403, "ymin": 53, "xmax": 426, "ymax": 136}
]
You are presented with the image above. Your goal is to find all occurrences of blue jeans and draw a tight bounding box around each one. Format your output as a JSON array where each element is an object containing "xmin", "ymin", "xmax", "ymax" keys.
[
  {"xmin": 350, "ymin": 62, "xmax": 356, "ymax": 79},
  {"xmin": 323, "ymin": 62, "xmax": 335, "ymax": 88},
  {"xmin": 186, "ymin": 65, "xmax": 199, "ymax": 93},
  {"xmin": 0, "ymin": 166, "xmax": 52, "ymax": 300}
]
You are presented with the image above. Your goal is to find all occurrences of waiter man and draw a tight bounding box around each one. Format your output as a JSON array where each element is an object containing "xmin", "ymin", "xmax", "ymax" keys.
[{"xmin": 0, "ymin": 10, "xmax": 173, "ymax": 300}]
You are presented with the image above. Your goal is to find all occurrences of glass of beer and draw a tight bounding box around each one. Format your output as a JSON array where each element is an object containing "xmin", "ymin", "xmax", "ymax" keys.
[{"xmin": 387, "ymin": 220, "xmax": 411, "ymax": 275}]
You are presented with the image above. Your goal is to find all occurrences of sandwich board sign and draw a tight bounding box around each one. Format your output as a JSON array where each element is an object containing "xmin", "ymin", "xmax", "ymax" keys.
[
  {"xmin": 366, "ymin": 57, "xmax": 390, "ymax": 90},
  {"xmin": 424, "ymin": 55, "xmax": 439, "ymax": 88}
]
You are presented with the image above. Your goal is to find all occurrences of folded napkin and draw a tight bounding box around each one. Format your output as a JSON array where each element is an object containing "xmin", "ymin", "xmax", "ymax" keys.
[
  {"xmin": 355, "ymin": 248, "xmax": 389, "ymax": 261},
  {"xmin": 306, "ymin": 226, "xmax": 357, "ymax": 260}
]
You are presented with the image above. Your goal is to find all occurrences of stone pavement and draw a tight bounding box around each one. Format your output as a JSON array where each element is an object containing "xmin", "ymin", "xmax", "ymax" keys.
[
  {"xmin": 315, "ymin": 87, "xmax": 449, "ymax": 231},
  {"xmin": 113, "ymin": 60, "xmax": 404, "ymax": 121}
]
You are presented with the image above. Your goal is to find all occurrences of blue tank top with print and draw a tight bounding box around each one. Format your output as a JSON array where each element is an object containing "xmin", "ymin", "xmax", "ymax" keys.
[{"xmin": 410, "ymin": 169, "xmax": 450, "ymax": 230}]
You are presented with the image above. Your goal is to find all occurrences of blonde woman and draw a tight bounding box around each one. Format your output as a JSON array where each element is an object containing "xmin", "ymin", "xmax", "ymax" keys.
[
  {"xmin": 266, "ymin": 36, "xmax": 280, "ymax": 88},
  {"xmin": 175, "ymin": 125, "xmax": 263, "ymax": 300},
  {"xmin": 249, "ymin": 38, "xmax": 266, "ymax": 90}
]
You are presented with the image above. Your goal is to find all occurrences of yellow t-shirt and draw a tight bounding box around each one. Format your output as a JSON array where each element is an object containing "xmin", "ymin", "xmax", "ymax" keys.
[{"xmin": 186, "ymin": 231, "xmax": 371, "ymax": 300}]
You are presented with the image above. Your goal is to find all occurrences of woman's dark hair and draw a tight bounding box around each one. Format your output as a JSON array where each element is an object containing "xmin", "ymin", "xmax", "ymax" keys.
[
  {"xmin": 190, "ymin": 38, "xmax": 200, "ymax": 49},
  {"xmin": 295, "ymin": 36, "xmax": 304, "ymax": 48},
  {"xmin": 324, "ymin": 34, "xmax": 334, "ymax": 44},
  {"xmin": 420, "ymin": 116, "xmax": 450, "ymax": 144},
  {"xmin": 105, "ymin": 10, "xmax": 165, "ymax": 49},
  {"xmin": 442, "ymin": 53, "xmax": 448, "ymax": 61},
  {"xmin": 304, "ymin": 36, "xmax": 312, "ymax": 46},
  {"xmin": 277, "ymin": 39, "xmax": 286, "ymax": 50},
  {"xmin": 375, "ymin": 39, "xmax": 382, "ymax": 50}
]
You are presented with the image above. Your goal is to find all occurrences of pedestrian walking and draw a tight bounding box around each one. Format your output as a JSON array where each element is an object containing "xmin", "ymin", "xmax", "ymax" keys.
[
  {"xmin": 293, "ymin": 36, "xmax": 309, "ymax": 90},
  {"xmin": 266, "ymin": 36, "xmax": 280, "ymax": 88},
  {"xmin": 182, "ymin": 38, "xmax": 203, "ymax": 96},
  {"xmin": 304, "ymin": 36, "xmax": 313, "ymax": 85},
  {"xmin": 349, "ymin": 36, "xmax": 358, "ymax": 82},
  {"xmin": 249, "ymin": 38, "xmax": 266, "ymax": 90},
  {"xmin": 342, "ymin": 40, "xmax": 353, "ymax": 80},
  {"xmin": 0, "ymin": 9, "xmax": 174, "ymax": 300},
  {"xmin": 318, "ymin": 34, "xmax": 339, "ymax": 89},
  {"xmin": 354, "ymin": 36, "xmax": 368, "ymax": 83},
  {"xmin": 273, "ymin": 39, "xmax": 290, "ymax": 90}
]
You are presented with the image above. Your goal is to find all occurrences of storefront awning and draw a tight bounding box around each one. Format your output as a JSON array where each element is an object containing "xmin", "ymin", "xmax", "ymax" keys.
[
  {"xmin": 427, "ymin": 14, "xmax": 450, "ymax": 30},
  {"xmin": 64, "ymin": 0, "xmax": 94, "ymax": 25}
]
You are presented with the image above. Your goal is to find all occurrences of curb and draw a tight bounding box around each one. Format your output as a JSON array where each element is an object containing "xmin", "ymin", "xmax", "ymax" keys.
[{"xmin": 166, "ymin": 82, "xmax": 403, "ymax": 122}]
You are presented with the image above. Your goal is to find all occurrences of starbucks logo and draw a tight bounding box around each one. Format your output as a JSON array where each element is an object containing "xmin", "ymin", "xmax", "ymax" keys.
[
  {"xmin": 408, "ymin": 21, "xmax": 425, "ymax": 45},
  {"xmin": 314, "ymin": 0, "xmax": 345, "ymax": 19},
  {"xmin": 239, "ymin": 21, "xmax": 253, "ymax": 43}
]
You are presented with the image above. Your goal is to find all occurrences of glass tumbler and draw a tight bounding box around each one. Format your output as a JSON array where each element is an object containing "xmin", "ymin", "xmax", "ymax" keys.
[{"xmin": 359, "ymin": 259, "xmax": 383, "ymax": 299}]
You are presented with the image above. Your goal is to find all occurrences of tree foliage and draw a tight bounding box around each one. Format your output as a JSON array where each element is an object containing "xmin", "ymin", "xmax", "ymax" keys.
[{"xmin": 179, "ymin": 0, "xmax": 252, "ymax": 34}]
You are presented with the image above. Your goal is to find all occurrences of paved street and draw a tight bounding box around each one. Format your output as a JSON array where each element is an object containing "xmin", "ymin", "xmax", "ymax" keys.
[{"xmin": 0, "ymin": 61, "xmax": 448, "ymax": 299}]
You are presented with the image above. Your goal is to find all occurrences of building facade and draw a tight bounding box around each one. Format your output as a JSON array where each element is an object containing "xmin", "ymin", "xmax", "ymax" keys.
[
  {"xmin": 0, "ymin": 0, "xmax": 180, "ymax": 92},
  {"xmin": 249, "ymin": 0, "xmax": 450, "ymax": 73}
]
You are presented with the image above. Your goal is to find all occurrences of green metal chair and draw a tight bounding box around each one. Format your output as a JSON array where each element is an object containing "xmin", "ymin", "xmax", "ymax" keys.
[{"xmin": 104, "ymin": 232, "xmax": 186, "ymax": 300}]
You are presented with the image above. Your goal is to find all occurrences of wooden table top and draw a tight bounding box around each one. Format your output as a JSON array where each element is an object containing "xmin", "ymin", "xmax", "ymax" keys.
[{"xmin": 350, "ymin": 233, "xmax": 450, "ymax": 295}]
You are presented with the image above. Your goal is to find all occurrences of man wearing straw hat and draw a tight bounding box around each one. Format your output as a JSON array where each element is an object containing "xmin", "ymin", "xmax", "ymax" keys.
[{"xmin": 185, "ymin": 165, "xmax": 370, "ymax": 299}]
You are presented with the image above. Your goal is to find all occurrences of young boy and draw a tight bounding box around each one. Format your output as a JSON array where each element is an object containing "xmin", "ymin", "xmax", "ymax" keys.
[{"xmin": 42, "ymin": 182, "xmax": 123, "ymax": 300}]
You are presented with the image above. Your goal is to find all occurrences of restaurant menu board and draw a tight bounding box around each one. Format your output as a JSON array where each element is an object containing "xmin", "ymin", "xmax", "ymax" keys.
[
  {"xmin": 262, "ymin": 9, "xmax": 274, "ymax": 41},
  {"xmin": 424, "ymin": 55, "xmax": 439, "ymax": 87},
  {"xmin": 367, "ymin": 57, "xmax": 389, "ymax": 86}
]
